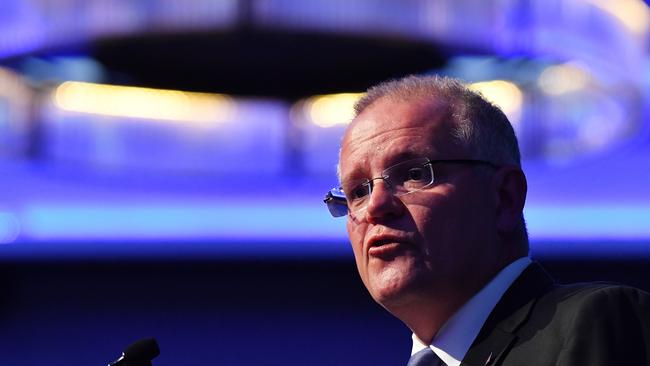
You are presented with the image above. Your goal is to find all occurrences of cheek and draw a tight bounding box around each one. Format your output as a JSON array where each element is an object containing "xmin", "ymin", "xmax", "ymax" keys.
[
  {"xmin": 346, "ymin": 221, "xmax": 372, "ymax": 286},
  {"xmin": 416, "ymin": 192, "xmax": 497, "ymax": 266},
  {"xmin": 346, "ymin": 220, "xmax": 366, "ymax": 258},
  {"xmin": 408, "ymin": 194, "xmax": 449, "ymax": 239},
  {"xmin": 413, "ymin": 207, "xmax": 449, "ymax": 258},
  {"xmin": 410, "ymin": 195, "xmax": 470, "ymax": 259}
]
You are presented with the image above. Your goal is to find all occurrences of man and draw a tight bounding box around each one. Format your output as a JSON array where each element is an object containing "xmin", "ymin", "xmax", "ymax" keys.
[{"xmin": 323, "ymin": 75, "xmax": 650, "ymax": 365}]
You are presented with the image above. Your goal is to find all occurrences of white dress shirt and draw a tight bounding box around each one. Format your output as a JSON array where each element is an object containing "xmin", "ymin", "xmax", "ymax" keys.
[{"xmin": 410, "ymin": 257, "xmax": 532, "ymax": 366}]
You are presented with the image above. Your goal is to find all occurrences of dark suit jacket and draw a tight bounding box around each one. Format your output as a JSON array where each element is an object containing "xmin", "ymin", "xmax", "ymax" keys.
[{"xmin": 461, "ymin": 262, "xmax": 650, "ymax": 366}]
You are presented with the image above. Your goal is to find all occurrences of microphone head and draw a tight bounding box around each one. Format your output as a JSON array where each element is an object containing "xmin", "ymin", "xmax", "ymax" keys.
[{"xmin": 123, "ymin": 337, "xmax": 160, "ymax": 362}]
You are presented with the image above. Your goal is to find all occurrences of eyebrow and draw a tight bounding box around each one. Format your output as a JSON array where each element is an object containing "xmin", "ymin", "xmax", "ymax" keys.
[
  {"xmin": 385, "ymin": 150, "xmax": 426, "ymax": 166},
  {"xmin": 340, "ymin": 150, "xmax": 429, "ymax": 185},
  {"xmin": 340, "ymin": 169, "xmax": 366, "ymax": 187}
]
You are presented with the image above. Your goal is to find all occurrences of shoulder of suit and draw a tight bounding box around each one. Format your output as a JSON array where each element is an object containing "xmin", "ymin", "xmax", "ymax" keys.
[
  {"xmin": 516, "ymin": 281, "xmax": 650, "ymax": 340},
  {"xmin": 546, "ymin": 281, "xmax": 649, "ymax": 302},
  {"xmin": 535, "ymin": 281, "xmax": 650, "ymax": 320}
]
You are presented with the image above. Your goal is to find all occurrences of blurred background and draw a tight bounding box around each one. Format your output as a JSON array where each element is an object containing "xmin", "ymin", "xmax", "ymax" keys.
[{"xmin": 0, "ymin": 0, "xmax": 649, "ymax": 365}]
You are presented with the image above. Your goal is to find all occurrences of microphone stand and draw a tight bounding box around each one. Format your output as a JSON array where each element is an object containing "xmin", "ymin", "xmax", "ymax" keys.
[{"xmin": 109, "ymin": 337, "xmax": 160, "ymax": 366}]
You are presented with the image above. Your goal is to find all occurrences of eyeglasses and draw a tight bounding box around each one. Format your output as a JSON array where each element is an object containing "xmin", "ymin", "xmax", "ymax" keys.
[{"xmin": 323, "ymin": 157, "xmax": 498, "ymax": 218}]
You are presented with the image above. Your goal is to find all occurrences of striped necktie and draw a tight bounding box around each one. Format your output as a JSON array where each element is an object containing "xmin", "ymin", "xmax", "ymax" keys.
[{"xmin": 407, "ymin": 348, "xmax": 444, "ymax": 366}]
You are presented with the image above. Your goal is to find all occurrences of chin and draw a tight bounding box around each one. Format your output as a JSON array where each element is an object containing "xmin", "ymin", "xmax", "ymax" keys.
[{"xmin": 369, "ymin": 269, "xmax": 425, "ymax": 308}]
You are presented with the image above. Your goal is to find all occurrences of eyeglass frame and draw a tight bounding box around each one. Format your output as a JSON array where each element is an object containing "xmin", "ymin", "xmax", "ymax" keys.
[{"xmin": 323, "ymin": 157, "xmax": 499, "ymax": 218}]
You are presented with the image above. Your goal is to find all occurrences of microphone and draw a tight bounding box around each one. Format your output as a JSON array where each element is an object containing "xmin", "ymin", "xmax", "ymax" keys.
[{"xmin": 109, "ymin": 337, "xmax": 160, "ymax": 366}]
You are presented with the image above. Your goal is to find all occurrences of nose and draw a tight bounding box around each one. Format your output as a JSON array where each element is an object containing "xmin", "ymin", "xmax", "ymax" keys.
[{"xmin": 363, "ymin": 179, "xmax": 404, "ymax": 223}]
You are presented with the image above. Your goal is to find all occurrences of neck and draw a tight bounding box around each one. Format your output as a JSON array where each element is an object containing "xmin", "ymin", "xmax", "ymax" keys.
[
  {"xmin": 389, "ymin": 255, "xmax": 522, "ymax": 344},
  {"xmin": 386, "ymin": 291, "xmax": 470, "ymax": 344}
]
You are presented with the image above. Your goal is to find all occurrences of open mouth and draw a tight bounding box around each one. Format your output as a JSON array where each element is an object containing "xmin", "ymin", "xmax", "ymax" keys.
[
  {"xmin": 367, "ymin": 236, "xmax": 412, "ymax": 257},
  {"xmin": 371, "ymin": 239, "xmax": 395, "ymax": 247}
]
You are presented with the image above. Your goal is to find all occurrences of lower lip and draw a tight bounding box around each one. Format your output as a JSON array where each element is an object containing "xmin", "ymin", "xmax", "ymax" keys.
[{"xmin": 368, "ymin": 242, "xmax": 408, "ymax": 258}]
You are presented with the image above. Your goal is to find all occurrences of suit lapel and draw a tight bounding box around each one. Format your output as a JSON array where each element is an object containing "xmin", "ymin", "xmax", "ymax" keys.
[
  {"xmin": 460, "ymin": 262, "xmax": 555, "ymax": 366},
  {"xmin": 461, "ymin": 327, "xmax": 517, "ymax": 366}
]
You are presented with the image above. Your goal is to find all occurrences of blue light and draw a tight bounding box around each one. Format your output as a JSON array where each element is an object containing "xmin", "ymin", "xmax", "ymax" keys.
[
  {"xmin": 526, "ymin": 205, "xmax": 650, "ymax": 241},
  {"xmin": 0, "ymin": 198, "xmax": 643, "ymax": 260},
  {"xmin": 20, "ymin": 200, "xmax": 347, "ymax": 242}
]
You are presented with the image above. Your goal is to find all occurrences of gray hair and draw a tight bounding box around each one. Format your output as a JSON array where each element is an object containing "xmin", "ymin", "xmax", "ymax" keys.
[{"xmin": 353, "ymin": 75, "xmax": 521, "ymax": 167}]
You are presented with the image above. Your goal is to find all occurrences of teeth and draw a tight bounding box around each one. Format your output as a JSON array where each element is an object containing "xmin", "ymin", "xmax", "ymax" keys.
[{"xmin": 374, "ymin": 240, "xmax": 392, "ymax": 247}]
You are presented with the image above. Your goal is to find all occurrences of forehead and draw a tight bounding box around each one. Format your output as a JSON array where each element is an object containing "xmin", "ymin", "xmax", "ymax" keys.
[{"xmin": 340, "ymin": 97, "xmax": 463, "ymax": 174}]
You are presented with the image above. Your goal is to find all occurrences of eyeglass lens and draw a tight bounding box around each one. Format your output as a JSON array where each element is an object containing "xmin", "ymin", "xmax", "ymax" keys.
[{"xmin": 340, "ymin": 158, "xmax": 433, "ymax": 215}]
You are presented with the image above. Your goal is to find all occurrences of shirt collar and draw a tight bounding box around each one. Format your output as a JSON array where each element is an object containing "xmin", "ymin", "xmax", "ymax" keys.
[{"xmin": 411, "ymin": 257, "xmax": 532, "ymax": 366}]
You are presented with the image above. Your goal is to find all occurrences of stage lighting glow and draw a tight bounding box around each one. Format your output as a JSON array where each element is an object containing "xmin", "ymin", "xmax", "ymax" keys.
[
  {"xmin": 19, "ymin": 200, "xmax": 347, "ymax": 243},
  {"xmin": 0, "ymin": 211, "xmax": 20, "ymax": 244},
  {"xmin": 8, "ymin": 200, "xmax": 650, "ymax": 258},
  {"xmin": 301, "ymin": 93, "xmax": 364, "ymax": 128},
  {"xmin": 469, "ymin": 80, "xmax": 523, "ymax": 125},
  {"xmin": 53, "ymin": 82, "xmax": 236, "ymax": 125},
  {"xmin": 538, "ymin": 63, "xmax": 591, "ymax": 96},
  {"xmin": 585, "ymin": 0, "xmax": 650, "ymax": 35},
  {"xmin": 525, "ymin": 205, "xmax": 650, "ymax": 241}
]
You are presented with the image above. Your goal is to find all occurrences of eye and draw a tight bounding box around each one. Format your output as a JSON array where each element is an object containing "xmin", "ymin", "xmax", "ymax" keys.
[
  {"xmin": 407, "ymin": 167, "xmax": 426, "ymax": 181},
  {"xmin": 350, "ymin": 183, "xmax": 370, "ymax": 200}
]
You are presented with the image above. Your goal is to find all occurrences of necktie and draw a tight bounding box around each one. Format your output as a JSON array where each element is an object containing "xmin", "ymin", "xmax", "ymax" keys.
[{"xmin": 407, "ymin": 348, "xmax": 444, "ymax": 366}]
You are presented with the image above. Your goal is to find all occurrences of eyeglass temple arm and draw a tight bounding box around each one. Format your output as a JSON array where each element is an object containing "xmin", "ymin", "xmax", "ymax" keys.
[{"xmin": 323, "ymin": 190, "xmax": 346, "ymax": 204}]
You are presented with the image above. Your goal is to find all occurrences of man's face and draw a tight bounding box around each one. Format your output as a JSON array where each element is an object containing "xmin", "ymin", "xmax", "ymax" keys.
[{"xmin": 339, "ymin": 97, "xmax": 504, "ymax": 312}]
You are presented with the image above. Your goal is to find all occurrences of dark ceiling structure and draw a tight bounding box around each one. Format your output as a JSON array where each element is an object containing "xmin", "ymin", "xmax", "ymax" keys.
[{"xmin": 92, "ymin": 29, "xmax": 448, "ymax": 99}]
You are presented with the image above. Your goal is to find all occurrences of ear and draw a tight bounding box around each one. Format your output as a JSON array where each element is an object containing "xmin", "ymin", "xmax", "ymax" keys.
[{"xmin": 492, "ymin": 166, "xmax": 527, "ymax": 234}]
